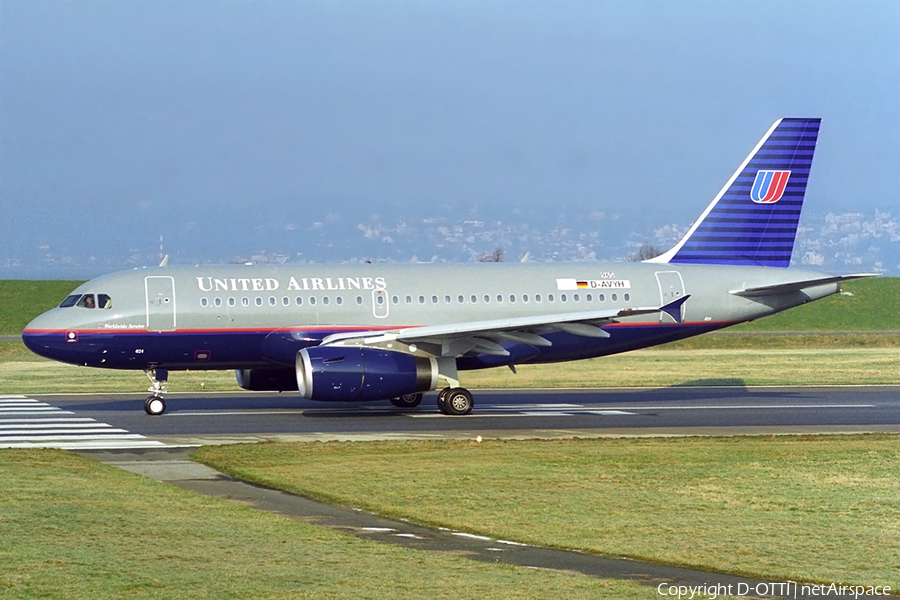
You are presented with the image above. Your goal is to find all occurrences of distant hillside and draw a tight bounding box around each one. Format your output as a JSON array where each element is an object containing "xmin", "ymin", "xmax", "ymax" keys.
[{"xmin": 0, "ymin": 277, "xmax": 897, "ymax": 336}]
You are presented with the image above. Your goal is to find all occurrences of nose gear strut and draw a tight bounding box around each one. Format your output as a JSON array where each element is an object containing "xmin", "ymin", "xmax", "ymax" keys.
[{"xmin": 143, "ymin": 368, "xmax": 168, "ymax": 415}]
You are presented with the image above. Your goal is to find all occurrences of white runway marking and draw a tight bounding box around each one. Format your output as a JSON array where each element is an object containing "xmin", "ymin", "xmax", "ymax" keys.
[{"xmin": 0, "ymin": 396, "xmax": 165, "ymax": 450}]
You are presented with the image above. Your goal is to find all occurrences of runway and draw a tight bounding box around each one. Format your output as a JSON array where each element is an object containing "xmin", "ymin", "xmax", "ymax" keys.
[{"xmin": 3, "ymin": 385, "xmax": 898, "ymax": 448}]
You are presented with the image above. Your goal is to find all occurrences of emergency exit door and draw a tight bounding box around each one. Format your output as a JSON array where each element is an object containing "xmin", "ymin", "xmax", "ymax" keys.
[{"xmin": 655, "ymin": 271, "xmax": 685, "ymax": 324}]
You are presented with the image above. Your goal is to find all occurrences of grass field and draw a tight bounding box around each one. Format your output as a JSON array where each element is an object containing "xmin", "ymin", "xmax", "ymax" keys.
[
  {"xmin": 0, "ymin": 280, "xmax": 84, "ymax": 335},
  {"xmin": 194, "ymin": 435, "xmax": 900, "ymax": 590},
  {"xmin": 1, "ymin": 346, "xmax": 898, "ymax": 393},
  {"xmin": 0, "ymin": 449, "xmax": 648, "ymax": 600}
]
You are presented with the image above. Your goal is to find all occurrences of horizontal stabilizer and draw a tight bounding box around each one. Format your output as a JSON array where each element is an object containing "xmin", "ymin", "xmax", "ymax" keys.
[{"xmin": 729, "ymin": 274, "xmax": 877, "ymax": 297}]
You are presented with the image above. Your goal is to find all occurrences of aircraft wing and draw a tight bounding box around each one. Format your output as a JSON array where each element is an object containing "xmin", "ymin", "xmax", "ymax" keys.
[
  {"xmin": 320, "ymin": 295, "xmax": 689, "ymax": 357},
  {"xmin": 729, "ymin": 274, "xmax": 877, "ymax": 297}
]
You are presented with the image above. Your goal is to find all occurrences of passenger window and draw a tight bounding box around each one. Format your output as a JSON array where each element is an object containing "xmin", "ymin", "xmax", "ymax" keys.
[
  {"xmin": 282, "ymin": 297, "xmax": 290, "ymax": 306},
  {"xmin": 59, "ymin": 295, "xmax": 81, "ymax": 308},
  {"xmin": 406, "ymin": 295, "xmax": 412, "ymax": 305},
  {"xmin": 522, "ymin": 294, "xmax": 529, "ymax": 303},
  {"xmin": 242, "ymin": 297, "xmax": 250, "ymax": 307},
  {"xmin": 323, "ymin": 297, "xmax": 330, "ymax": 305},
  {"xmin": 548, "ymin": 294, "xmax": 554, "ymax": 302},
  {"xmin": 214, "ymin": 297, "xmax": 222, "ymax": 307},
  {"xmin": 509, "ymin": 294, "xmax": 516, "ymax": 303},
  {"xmin": 457, "ymin": 295, "xmax": 465, "ymax": 304},
  {"xmin": 336, "ymin": 297, "xmax": 343, "ymax": 306},
  {"xmin": 574, "ymin": 294, "xmax": 580, "ymax": 302},
  {"xmin": 201, "ymin": 298, "xmax": 209, "ymax": 308},
  {"xmin": 310, "ymin": 297, "xmax": 317, "ymax": 306},
  {"xmin": 419, "ymin": 295, "xmax": 425, "ymax": 304},
  {"xmin": 432, "ymin": 295, "xmax": 438, "ymax": 304},
  {"xmin": 612, "ymin": 293, "xmax": 618, "ymax": 302},
  {"xmin": 228, "ymin": 297, "xmax": 236, "ymax": 307},
  {"xmin": 98, "ymin": 294, "xmax": 113, "ymax": 309},
  {"xmin": 356, "ymin": 296, "xmax": 363, "ymax": 305},
  {"xmin": 255, "ymin": 297, "xmax": 263, "ymax": 307},
  {"xmin": 624, "ymin": 293, "xmax": 631, "ymax": 302},
  {"xmin": 599, "ymin": 294, "xmax": 606, "ymax": 302},
  {"xmin": 561, "ymin": 294, "xmax": 568, "ymax": 303},
  {"xmin": 535, "ymin": 294, "xmax": 542, "ymax": 303},
  {"xmin": 484, "ymin": 295, "xmax": 490, "ymax": 303},
  {"xmin": 77, "ymin": 294, "xmax": 96, "ymax": 309},
  {"xmin": 496, "ymin": 294, "xmax": 503, "ymax": 303},
  {"xmin": 269, "ymin": 297, "xmax": 276, "ymax": 306}
]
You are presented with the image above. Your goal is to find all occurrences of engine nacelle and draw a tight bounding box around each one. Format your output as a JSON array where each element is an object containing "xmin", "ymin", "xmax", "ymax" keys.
[
  {"xmin": 235, "ymin": 368, "xmax": 299, "ymax": 392},
  {"xmin": 296, "ymin": 346, "xmax": 438, "ymax": 402}
]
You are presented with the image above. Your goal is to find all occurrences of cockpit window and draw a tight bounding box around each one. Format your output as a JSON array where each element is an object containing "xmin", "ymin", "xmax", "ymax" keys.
[
  {"xmin": 98, "ymin": 294, "xmax": 112, "ymax": 309},
  {"xmin": 76, "ymin": 294, "xmax": 96, "ymax": 309},
  {"xmin": 59, "ymin": 295, "xmax": 81, "ymax": 308}
]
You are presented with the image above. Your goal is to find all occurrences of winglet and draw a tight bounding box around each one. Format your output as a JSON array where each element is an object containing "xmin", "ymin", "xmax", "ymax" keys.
[{"xmin": 660, "ymin": 294, "xmax": 690, "ymax": 324}]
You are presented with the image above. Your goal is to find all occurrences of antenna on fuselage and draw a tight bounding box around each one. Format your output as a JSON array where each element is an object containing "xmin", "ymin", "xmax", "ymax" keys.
[{"xmin": 159, "ymin": 255, "xmax": 169, "ymax": 267}]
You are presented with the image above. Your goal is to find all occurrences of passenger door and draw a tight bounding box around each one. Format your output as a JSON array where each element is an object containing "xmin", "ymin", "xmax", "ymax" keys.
[{"xmin": 145, "ymin": 276, "xmax": 177, "ymax": 331}]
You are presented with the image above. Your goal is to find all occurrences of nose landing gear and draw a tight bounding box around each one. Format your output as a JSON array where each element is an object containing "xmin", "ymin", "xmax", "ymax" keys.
[{"xmin": 144, "ymin": 368, "xmax": 168, "ymax": 416}]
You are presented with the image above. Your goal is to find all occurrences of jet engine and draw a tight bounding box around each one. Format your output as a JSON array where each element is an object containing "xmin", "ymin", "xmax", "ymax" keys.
[
  {"xmin": 296, "ymin": 346, "xmax": 438, "ymax": 402},
  {"xmin": 235, "ymin": 368, "xmax": 299, "ymax": 391}
]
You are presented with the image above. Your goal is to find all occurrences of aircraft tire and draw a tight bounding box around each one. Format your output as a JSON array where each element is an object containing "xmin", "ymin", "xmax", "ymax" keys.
[
  {"xmin": 436, "ymin": 388, "xmax": 451, "ymax": 414},
  {"xmin": 391, "ymin": 393, "xmax": 423, "ymax": 408},
  {"xmin": 144, "ymin": 395, "xmax": 166, "ymax": 416},
  {"xmin": 443, "ymin": 388, "xmax": 474, "ymax": 416}
]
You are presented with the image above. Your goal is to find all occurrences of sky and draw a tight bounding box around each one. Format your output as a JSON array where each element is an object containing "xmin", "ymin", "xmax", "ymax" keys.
[{"xmin": 1, "ymin": 0, "xmax": 898, "ymax": 276}]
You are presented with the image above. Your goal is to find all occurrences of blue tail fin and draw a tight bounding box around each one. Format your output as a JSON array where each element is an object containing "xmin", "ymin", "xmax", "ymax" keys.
[{"xmin": 651, "ymin": 118, "xmax": 820, "ymax": 268}]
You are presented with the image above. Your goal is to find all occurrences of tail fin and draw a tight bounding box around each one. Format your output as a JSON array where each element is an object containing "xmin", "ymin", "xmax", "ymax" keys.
[{"xmin": 650, "ymin": 117, "xmax": 820, "ymax": 267}]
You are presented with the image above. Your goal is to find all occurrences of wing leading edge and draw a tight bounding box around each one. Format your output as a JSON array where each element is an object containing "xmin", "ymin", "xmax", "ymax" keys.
[{"xmin": 319, "ymin": 295, "xmax": 690, "ymax": 358}]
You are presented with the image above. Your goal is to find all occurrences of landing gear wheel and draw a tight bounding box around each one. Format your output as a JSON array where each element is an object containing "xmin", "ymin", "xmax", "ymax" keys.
[
  {"xmin": 436, "ymin": 388, "xmax": 451, "ymax": 414},
  {"xmin": 442, "ymin": 388, "xmax": 474, "ymax": 416},
  {"xmin": 144, "ymin": 395, "xmax": 166, "ymax": 416},
  {"xmin": 391, "ymin": 393, "xmax": 423, "ymax": 408}
]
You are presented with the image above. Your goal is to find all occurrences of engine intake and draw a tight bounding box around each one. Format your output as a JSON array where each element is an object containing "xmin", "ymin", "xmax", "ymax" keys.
[{"xmin": 297, "ymin": 346, "xmax": 438, "ymax": 402}]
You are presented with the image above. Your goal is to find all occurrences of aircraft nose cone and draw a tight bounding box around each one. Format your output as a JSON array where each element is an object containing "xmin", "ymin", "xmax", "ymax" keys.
[{"xmin": 22, "ymin": 313, "xmax": 54, "ymax": 358}]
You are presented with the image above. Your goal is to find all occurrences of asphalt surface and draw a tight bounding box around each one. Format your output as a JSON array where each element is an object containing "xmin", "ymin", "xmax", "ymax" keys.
[{"xmin": 4, "ymin": 385, "xmax": 897, "ymax": 448}]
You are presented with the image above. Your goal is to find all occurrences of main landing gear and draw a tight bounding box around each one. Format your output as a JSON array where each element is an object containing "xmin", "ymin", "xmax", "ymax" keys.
[
  {"xmin": 436, "ymin": 387, "xmax": 474, "ymax": 416},
  {"xmin": 390, "ymin": 393, "xmax": 424, "ymax": 408},
  {"xmin": 143, "ymin": 368, "xmax": 168, "ymax": 416}
]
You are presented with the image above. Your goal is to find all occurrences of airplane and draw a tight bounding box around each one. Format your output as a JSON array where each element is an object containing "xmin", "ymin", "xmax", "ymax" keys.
[{"xmin": 22, "ymin": 117, "xmax": 873, "ymax": 416}]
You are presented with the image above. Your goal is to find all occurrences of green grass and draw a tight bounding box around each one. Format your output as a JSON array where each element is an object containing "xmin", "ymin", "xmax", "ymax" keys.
[
  {"xmin": 0, "ymin": 449, "xmax": 653, "ymax": 600},
  {"xmin": 194, "ymin": 435, "xmax": 900, "ymax": 590},
  {"xmin": 2, "ymin": 346, "xmax": 899, "ymax": 394},
  {"xmin": 0, "ymin": 280, "xmax": 84, "ymax": 335}
]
